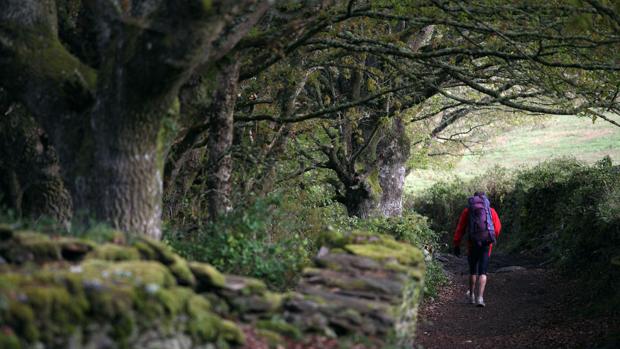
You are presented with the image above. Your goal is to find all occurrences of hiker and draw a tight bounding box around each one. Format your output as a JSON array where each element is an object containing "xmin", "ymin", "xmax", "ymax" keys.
[{"xmin": 452, "ymin": 191, "xmax": 502, "ymax": 307}]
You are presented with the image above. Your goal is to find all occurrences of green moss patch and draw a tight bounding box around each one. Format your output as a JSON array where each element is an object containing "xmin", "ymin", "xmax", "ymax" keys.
[
  {"xmin": 81, "ymin": 259, "xmax": 176, "ymax": 287},
  {"xmin": 344, "ymin": 241, "xmax": 423, "ymax": 267},
  {"xmin": 257, "ymin": 318, "xmax": 302, "ymax": 340},
  {"xmin": 88, "ymin": 243, "xmax": 140, "ymax": 261},
  {"xmin": 189, "ymin": 262, "xmax": 226, "ymax": 290}
]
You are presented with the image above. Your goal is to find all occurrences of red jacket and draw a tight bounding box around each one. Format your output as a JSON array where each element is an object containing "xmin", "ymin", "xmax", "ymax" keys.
[{"xmin": 453, "ymin": 207, "xmax": 502, "ymax": 256}]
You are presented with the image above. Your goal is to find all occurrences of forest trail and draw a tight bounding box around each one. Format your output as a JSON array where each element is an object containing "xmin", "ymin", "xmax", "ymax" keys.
[{"xmin": 415, "ymin": 253, "xmax": 619, "ymax": 349}]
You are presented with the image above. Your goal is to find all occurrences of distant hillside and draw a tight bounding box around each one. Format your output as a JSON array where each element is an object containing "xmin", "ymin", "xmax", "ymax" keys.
[{"xmin": 406, "ymin": 115, "xmax": 620, "ymax": 193}]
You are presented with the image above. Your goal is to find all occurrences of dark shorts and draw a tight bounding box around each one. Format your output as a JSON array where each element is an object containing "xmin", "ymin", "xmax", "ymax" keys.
[{"xmin": 468, "ymin": 244, "xmax": 490, "ymax": 275}]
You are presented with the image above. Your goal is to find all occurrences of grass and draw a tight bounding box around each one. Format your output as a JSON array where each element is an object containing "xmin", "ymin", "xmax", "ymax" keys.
[{"xmin": 406, "ymin": 115, "xmax": 620, "ymax": 193}]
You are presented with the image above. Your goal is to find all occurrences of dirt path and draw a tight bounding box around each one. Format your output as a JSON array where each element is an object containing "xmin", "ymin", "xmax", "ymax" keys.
[{"xmin": 415, "ymin": 253, "xmax": 619, "ymax": 349}]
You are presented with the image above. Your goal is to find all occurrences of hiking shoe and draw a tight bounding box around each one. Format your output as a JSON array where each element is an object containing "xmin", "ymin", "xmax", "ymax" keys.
[
  {"xmin": 476, "ymin": 297, "xmax": 485, "ymax": 307},
  {"xmin": 466, "ymin": 290, "xmax": 475, "ymax": 304}
]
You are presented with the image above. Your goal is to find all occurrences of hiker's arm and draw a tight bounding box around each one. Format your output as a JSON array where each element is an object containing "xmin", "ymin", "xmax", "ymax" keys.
[
  {"xmin": 491, "ymin": 208, "xmax": 502, "ymax": 237},
  {"xmin": 453, "ymin": 208, "xmax": 468, "ymax": 247}
]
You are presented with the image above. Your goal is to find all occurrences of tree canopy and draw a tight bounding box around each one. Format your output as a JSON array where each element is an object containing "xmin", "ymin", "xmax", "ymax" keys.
[{"xmin": 0, "ymin": 0, "xmax": 618, "ymax": 237}]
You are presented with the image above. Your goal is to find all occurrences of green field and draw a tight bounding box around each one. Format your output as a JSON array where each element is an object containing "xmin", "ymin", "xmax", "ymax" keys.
[{"xmin": 406, "ymin": 115, "xmax": 620, "ymax": 193}]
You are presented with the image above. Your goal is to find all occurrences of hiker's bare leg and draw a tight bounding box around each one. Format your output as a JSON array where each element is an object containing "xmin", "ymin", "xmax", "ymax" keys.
[
  {"xmin": 478, "ymin": 274, "xmax": 487, "ymax": 298},
  {"xmin": 469, "ymin": 274, "xmax": 477, "ymax": 295}
]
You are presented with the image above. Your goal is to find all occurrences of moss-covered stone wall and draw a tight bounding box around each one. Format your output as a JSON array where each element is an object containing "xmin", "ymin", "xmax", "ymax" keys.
[{"xmin": 0, "ymin": 226, "xmax": 425, "ymax": 348}]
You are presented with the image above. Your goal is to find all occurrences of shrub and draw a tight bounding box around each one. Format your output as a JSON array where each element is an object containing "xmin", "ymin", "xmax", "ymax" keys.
[
  {"xmin": 163, "ymin": 197, "xmax": 314, "ymax": 291},
  {"xmin": 353, "ymin": 212, "xmax": 439, "ymax": 249}
]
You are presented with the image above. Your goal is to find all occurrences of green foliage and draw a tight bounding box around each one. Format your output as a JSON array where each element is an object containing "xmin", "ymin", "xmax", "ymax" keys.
[
  {"xmin": 352, "ymin": 212, "xmax": 438, "ymax": 249},
  {"xmin": 423, "ymin": 259, "xmax": 448, "ymax": 299},
  {"xmin": 164, "ymin": 197, "xmax": 313, "ymax": 291}
]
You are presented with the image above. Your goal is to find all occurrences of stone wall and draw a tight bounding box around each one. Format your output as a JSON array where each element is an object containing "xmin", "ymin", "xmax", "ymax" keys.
[{"xmin": 0, "ymin": 226, "xmax": 425, "ymax": 348}]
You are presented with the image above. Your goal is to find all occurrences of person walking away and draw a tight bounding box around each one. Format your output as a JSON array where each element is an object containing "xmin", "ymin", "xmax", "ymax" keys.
[{"xmin": 452, "ymin": 191, "xmax": 502, "ymax": 307}]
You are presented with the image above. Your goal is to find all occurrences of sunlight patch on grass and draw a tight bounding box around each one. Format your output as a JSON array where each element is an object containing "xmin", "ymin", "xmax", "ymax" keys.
[{"xmin": 406, "ymin": 115, "xmax": 620, "ymax": 193}]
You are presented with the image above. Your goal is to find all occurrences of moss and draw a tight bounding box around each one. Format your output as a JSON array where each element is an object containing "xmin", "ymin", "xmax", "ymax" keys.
[
  {"xmin": 202, "ymin": 293, "xmax": 230, "ymax": 316},
  {"xmin": 110, "ymin": 311, "xmax": 135, "ymax": 345},
  {"xmin": 186, "ymin": 293, "xmax": 212, "ymax": 318},
  {"xmin": 81, "ymin": 259, "xmax": 176, "ymax": 287},
  {"xmin": 256, "ymin": 329, "xmax": 284, "ymax": 348},
  {"xmin": 395, "ymin": 273, "xmax": 424, "ymax": 347},
  {"xmin": 264, "ymin": 292, "xmax": 283, "ymax": 311},
  {"xmin": 5, "ymin": 302, "xmax": 38, "ymax": 342},
  {"xmin": 189, "ymin": 262, "xmax": 226, "ymax": 290},
  {"xmin": 344, "ymin": 236, "xmax": 424, "ymax": 267},
  {"xmin": 133, "ymin": 238, "xmax": 176, "ymax": 264},
  {"xmin": 384, "ymin": 260, "xmax": 410, "ymax": 273},
  {"xmin": 88, "ymin": 243, "xmax": 140, "ymax": 261},
  {"xmin": 217, "ymin": 319, "xmax": 245, "ymax": 345},
  {"xmin": 155, "ymin": 287, "xmax": 193, "ymax": 316},
  {"xmin": 133, "ymin": 240, "xmax": 157, "ymax": 260},
  {"xmin": 257, "ymin": 319, "xmax": 302, "ymax": 340},
  {"xmin": 9, "ymin": 231, "xmax": 61, "ymax": 262},
  {"xmin": 187, "ymin": 312, "xmax": 220, "ymax": 341},
  {"xmin": 0, "ymin": 253, "xmax": 247, "ymax": 348},
  {"xmin": 12, "ymin": 30, "xmax": 97, "ymax": 105},
  {"xmin": 84, "ymin": 282, "xmax": 135, "ymax": 321},
  {"xmin": 240, "ymin": 277, "xmax": 267, "ymax": 296},
  {"xmin": 319, "ymin": 230, "xmax": 348, "ymax": 248},
  {"xmin": 0, "ymin": 277, "xmax": 90, "ymax": 344},
  {"xmin": 168, "ymin": 255, "xmax": 196, "ymax": 287}
]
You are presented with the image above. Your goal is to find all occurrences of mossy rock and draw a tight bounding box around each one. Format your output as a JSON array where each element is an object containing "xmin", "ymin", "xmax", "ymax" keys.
[
  {"xmin": 133, "ymin": 238, "xmax": 176, "ymax": 264},
  {"xmin": 2, "ymin": 231, "xmax": 61, "ymax": 263},
  {"xmin": 222, "ymin": 274, "xmax": 268, "ymax": 295},
  {"xmin": 317, "ymin": 230, "xmax": 349, "ymax": 249},
  {"xmin": 57, "ymin": 238, "xmax": 96, "ymax": 261},
  {"xmin": 344, "ymin": 236, "xmax": 424, "ymax": 267},
  {"xmin": 88, "ymin": 243, "xmax": 141, "ymax": 261},
  {"xmin": 257, "ymin": 318, "xmax": 302, "ymax": 340},
  {"xmin": 256, "ymin": 328, "xmax": 285, "ymax": 348},
  {"xmin": 217, "ymin": 319, "xmax": 245, "ymax": 345},
  {"xmin": 0, "ymin": 231, "xmax": 95, "ymax": 264},
  {"xmin": 81, "ymin": 259, "xmax": 176, "ymax": 287},
  {"xmin": 168, "ymin": 255, "xmax": 196, "ymax": 287},
  {"xmin": 0, "ymin": 265, "xmax": 243, "ymax": 348},
  {"xmin": 189, "ymin": 261, "xmax": 226, "ymax": 290}
]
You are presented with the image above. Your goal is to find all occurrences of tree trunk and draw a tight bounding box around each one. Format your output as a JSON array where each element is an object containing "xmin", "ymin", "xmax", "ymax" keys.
[
  {"xmin": 90, "ymin": 113, "xmax": 167, "ymax": 239},
  {"xmin": 343, "ymin": 184, "xmax": 376, "ymax": 219},
  {"xmin": 206, "ymin": 58, "xmax": 241, "ymax": 219},
  {"xmin": 378, "ymin": 162, "xmax": 407, "ymax": 217},
  {"xmin": 0, "ymin": 0, "xmax": 270, "ymax": 239},
  {"xmin": 378, "ymin": 116, "xmax": 410, "ymax": 217},
  {"xmin": 0, "ymin": 102, "xmax": 72, "ymax": 224}
]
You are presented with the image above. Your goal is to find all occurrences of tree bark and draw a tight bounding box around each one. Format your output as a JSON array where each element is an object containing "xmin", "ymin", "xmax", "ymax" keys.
[
  {"xmin": 377, "ymin": 116, "xmax": 410, "ymax": 217},
  {"xmin": 0, "ymin": 99, "xmax": 72, "ymax": 224},
  {"xmin": 0, "ymin": 0, "xmax": 271, "ymax": 239},
  {"xmin": 343, "ymin": 184, "xmax": 376, "ymax": 219},
  {"xmin": 206, "ymin": 58, "xmax": 241, "ymax": 219}
]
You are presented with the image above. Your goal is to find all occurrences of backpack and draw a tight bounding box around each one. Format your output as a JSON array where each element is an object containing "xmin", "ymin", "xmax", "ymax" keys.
[{"xmin": 467, "ymin": 194, "xmax": 497, "ymax": 246}]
